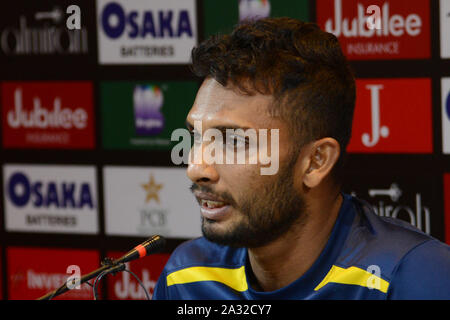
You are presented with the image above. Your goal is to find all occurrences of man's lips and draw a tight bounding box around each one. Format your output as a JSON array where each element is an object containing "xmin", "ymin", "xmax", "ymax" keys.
[
  {"xmin": 194, "ymin": 191, "xmax": 228, "ymax": 206},
  {"xmin": 194, "ymin": 192, "xmax": 232, "ymax": 221}
]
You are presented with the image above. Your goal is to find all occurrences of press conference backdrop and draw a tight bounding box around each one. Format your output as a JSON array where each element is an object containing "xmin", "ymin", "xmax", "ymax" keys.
[{"xmin": 0, "ymin": 0, "xmax": 449, "ymax": 300}]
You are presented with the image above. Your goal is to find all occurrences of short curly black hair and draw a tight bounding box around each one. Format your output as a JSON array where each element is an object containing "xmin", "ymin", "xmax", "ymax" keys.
[{"xmin": 191, "ymin": 17, "xmax": 355, "ymax": 183}]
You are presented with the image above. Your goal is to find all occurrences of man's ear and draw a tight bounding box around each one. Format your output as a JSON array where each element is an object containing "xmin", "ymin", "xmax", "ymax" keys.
[{"xmin": 303, "ymin": 138, "xmax": 340, "ymax": 188}]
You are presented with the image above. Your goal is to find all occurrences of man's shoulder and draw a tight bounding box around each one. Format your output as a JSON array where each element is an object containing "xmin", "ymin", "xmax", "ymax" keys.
[
  {"xmin": 387, "ymin": 239, "xmax": 450, "ymax": 299},
  {"xmin": 341, "ymin": 196, "xmax": 435, "ymax": 266},
  {"xmin": 163, "ymin": 237, "xmax": 245, "ymax": 273},
  {"xmin": 343, "ymin": 196, "xmax": 450, "ymax": 298}
]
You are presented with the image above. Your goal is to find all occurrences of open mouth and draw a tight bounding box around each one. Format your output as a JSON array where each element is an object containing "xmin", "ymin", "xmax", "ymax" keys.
[
  {"xmin": 200, "ymin": 199, "xmax": 227, "ymax": 209},
  {"xmin": 195, "ymin": 192, "xmax": 232, "ymax": 221}
]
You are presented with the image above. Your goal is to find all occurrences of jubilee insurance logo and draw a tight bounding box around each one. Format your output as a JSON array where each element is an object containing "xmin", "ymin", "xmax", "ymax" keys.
[
  {"xmin": 317, "ymin": 0, "xmax": 430, "ymax": 60},
  {"xmin": 1, "ymin": 82, "xmax": 95, "ymax": 149}
]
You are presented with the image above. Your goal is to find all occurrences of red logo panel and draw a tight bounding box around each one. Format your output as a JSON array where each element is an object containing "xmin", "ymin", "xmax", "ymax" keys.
[
  {"xmin": 347, "ymin": 78, "xmax": 432, "ymax": 153},
  {"xmin": 444, "ymin": 174, "xmax": 450, "ymax": 245},
  {"xmin": 316, "ymin": 0, "xmax": 430, "ymax": 60},
  {"xmin": 1, "ymin": 82, "xmax": 95, "ymax": 149},
  {"xmin": 106, "ymin": 251, "xmax": 169, "ymax": 300},
  {"xmin": 0, "ymin": 247, "xmax": 2, "ymax": 300},
  {"xmin": 7, "ymin": 247, "xmax": 99, "ymax": 300}
]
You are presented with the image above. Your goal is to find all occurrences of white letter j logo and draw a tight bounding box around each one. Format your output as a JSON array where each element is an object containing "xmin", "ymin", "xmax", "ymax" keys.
[{"xmin": 362, "ymin": 84, "xmax": 389, "ymax": 147}]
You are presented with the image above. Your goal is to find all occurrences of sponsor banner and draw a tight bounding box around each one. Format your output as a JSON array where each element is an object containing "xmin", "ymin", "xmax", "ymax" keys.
[
  {"xmin": 96, "ymin": 0, "xmax": 197, "ymax": 64},
  {"xmin": 100, "ymin": 81, "xmax": 197, "ymax": 150},
  {"xmin": 7, "ymin": 247, "xmax": 99, "ymax": 300},
  {"xmin": 444, "ymin": 174, "xmax": 450, "ymax": 245},
  {"xmin": 103, "ymin": 166, "xmax": 201, "ymax": 238},
  {"xmin": 1, "ymin": 82, "xmax": 95, "ymax": 149},
  {"xmin": 441, "ymin": 0, "xmax": 450, "ymax": 59},
  {"xmin": 347, "ymin": 78, "xmax": 432, "ymax": 153},
  {"xmin": 0, "ymin": 248, "xmax": 2, "ymax": 300},
  {"xmin": 203, "ymin": 0, "xmax": 309, "ymax": 38},
  {"xmin": 0, "ymin": 0, "xmax": 94, "ymax": 64},
  {"xmin": 317, "ymin": 0, "xmax": 430, "ymax": 60},
  {"xmin": 442, "ymin": 78, "xmax": 450, "ymax": 154},
  {"xmin": 106, "ymin": 251, "xmax": 169, "ymax": 300},
  {"xmin": 343, "ymin": 172, "xmax": 442, "ymax": 239},
  {"xmin": 3, "ymin": 164, "xmax": 98, "ymax": 234}
]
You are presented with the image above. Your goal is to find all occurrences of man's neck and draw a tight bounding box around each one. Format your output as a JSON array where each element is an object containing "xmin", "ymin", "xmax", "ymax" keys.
[{"xmin": 247, "ymin": 192, "xmax": 343, "ymax": 292}]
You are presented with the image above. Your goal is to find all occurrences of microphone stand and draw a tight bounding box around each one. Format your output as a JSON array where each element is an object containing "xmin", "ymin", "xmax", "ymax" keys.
[
  {"xmin": 37, "ymin": 258, "xmax": 124, "ymax": 301},
  {"xmin": 36, "ymin": 235, "xmax": 165, "ymax": 300}
]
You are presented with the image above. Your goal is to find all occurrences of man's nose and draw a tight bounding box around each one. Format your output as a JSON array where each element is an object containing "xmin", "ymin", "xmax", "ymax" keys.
[{"xmin": 186, "ymin": 144, "xmax": 220, "ymax": 184}]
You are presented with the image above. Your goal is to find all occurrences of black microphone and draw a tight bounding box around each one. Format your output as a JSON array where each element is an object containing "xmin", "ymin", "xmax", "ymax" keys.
[
  {"xmin": 114, "ymin": 235, "xmax": 166, "ymax": 264},
  {"xmin": 37, "ymin": 235, "xmax": 166, "ymax": 300}
]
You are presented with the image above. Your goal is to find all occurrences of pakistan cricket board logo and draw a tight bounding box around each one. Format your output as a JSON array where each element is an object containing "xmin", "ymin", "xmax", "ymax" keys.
[
  {"xmin": 133, "ymin": 85, "xmax": 165, "ymax": 136},
  {"xmin": 138, "ymin": 174, "xmax": 168, "ymax": 234}
]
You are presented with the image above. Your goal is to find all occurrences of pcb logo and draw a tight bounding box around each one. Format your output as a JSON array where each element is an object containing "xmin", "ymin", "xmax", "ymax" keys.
[{"xmin": 138, "ymin": 174, "xmax": 168, "ymax": 233}]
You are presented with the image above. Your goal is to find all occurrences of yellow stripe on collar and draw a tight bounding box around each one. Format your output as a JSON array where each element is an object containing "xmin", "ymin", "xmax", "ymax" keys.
[
  {"xmin": 167, "ymin": 266, "xmax": 248, "ymax": 292},
  {"xmin": 314, "ymin": 265, "xmax": 390, "ymax": 293}
]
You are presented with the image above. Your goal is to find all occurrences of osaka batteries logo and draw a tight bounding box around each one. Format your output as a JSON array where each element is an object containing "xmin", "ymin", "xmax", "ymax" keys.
[
  {"xmin": 239, "ymin": 0, "xmax": 271, "ymax": 21},
  {"xmin": 100, "ymin": 2, "xmax": 193, "ymax": 39},
  {"xmin": 133, "ymin": 85, "xmax": 164, "ymax": 136},
  {"xmin": 97, "ymin": 0, "xmax": 196, "ymax": 63},
  {"xmin": 3, "ymin": 165, "xmax": 98, "ymax": 233},
  {"xmin": 7, "ymin": 172, "xmax": 95, "ymax": 210}
]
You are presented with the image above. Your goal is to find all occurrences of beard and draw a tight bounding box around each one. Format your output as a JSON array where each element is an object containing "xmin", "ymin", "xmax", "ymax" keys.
[{"xmin": 190, "ymin": 157, "xmax": 307, "ymax": 248}]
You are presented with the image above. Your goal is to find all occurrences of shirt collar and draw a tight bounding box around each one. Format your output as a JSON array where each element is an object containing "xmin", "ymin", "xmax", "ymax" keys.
[{"xmin": 242, "ymin": 193, "xmax": 356, "ymax": 299}]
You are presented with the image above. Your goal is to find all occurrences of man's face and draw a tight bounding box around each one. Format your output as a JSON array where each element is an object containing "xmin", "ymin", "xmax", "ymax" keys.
[{"xmin": 186, "ymin": 78, "xmax": 306, "ymax": 248}]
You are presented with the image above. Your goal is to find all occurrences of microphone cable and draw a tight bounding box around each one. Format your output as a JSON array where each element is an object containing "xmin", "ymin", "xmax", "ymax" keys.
[
  {"xmin": 92, "ymin": 263, "xmax": 151, "ymax": 300},
  {"xmin": 38, "ymin": 235, "xmax": 164, "ymax": 300},
  {"xmin": 46, "ymin": 262, "xmax": 152, "ymax": 300}
]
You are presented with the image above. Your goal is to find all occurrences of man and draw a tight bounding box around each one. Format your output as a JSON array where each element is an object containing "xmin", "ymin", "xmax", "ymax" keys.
[{"xmin": 153, "ymin": 18, "xmax": 450, "ymax": 299}]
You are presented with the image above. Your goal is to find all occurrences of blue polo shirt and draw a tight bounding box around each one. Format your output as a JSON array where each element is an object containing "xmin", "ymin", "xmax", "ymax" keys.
[{"xmin": 153, "ymin": 194, "xmax": 450, "ymax": 299}]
